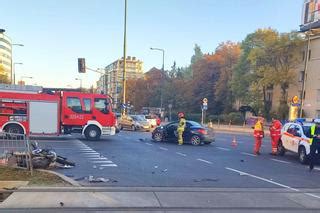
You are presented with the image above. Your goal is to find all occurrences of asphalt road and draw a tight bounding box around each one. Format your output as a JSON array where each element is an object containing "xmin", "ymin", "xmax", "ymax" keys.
[{"xmin": 34, "ymin": 130, "xmax": 320, "ymax": 191}]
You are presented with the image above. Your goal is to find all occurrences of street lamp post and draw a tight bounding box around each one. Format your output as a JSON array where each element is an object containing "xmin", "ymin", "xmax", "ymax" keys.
[
  {"xmin": 13, "ymin": 62, "xmax": 23, "ymax": 85},
  {"xmin": 75, "ymin": 78, "xmax": 82, "ymax": 90},
  {"xmin": 11, "ymin": 44, "xmax": 24, "ymax": 84},
  {"xmin": 150, "ymin": 47, "xmax": 165, "ymax": 109}
]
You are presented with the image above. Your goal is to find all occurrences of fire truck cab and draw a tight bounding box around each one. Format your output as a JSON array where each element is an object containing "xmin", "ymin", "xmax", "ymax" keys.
[{"xmin": 0, "ymin": 84, "xmax": 116, "ymax": 140}]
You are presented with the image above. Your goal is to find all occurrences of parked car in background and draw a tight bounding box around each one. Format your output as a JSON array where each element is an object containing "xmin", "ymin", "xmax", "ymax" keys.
[
  {"xmin": 144, "ymin": 115, "xmax": 158, "ymax": 128},
  {"xmin": 152, "ymin": 120, "xmax": 215, "ymax": 145},
  {"xmin": 118, "ymin": 115, "xmax": 151, "ymax": 131}
]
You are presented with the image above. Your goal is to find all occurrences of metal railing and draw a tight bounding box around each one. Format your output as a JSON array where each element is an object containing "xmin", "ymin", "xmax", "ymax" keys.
[{"xmin": 0, "ymin": 133, "xmax": 33, "ymax": 173}]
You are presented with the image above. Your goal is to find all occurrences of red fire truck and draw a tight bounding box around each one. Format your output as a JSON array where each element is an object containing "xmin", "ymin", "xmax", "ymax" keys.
[{"xmin": 0, "ymin": 84, "xmax": 117, "ymax": 140}]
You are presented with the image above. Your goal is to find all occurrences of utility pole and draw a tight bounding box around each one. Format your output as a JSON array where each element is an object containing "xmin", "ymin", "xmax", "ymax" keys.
[{"xmin": 122, "ymin": 0, "xmax": 127, "ymax": 116}]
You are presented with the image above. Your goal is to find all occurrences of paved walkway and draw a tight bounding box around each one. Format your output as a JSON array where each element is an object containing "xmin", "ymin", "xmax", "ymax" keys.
[{"xmin": 1, "ymin": 187, "xmax": 320, "ymax": 212}]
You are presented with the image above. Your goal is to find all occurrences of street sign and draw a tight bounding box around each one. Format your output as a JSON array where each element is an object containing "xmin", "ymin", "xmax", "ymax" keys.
[{"xmin": 203, "ymin": 98, "xmax": 208, "ymax": 103}]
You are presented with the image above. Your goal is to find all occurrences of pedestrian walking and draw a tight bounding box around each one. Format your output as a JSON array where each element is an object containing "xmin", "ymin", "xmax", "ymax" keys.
[
  {"xmin": 253, "ymin": 117, "xmax": 264, "ymax": 155},
  {"xmin": 269, "ymin": 118, "xmax": 282, "ymax": 155},
  {"xmin": 177, "ymin": 112, "xmax": 186, "ymax": 145},
  {"xmin": 309, "ymin": 121, "xmax": 320, "ymax": 171}
]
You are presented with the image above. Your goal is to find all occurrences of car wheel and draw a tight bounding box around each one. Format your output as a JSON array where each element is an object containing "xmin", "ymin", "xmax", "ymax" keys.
[
  {"xmin": 191, "ymin": 135, "xmax": 201, "ymax": 146},
  {"xmin": 277, "ymin": 140, "xmax": 285, "ymax": 156},
  {"xmin": 153, "ymin": 132, "xmax": 163, "ymax": 142},
  {"xmin": 298, "ymin": 146, "xmax": 308, "ymax": 164},
  {"xmin": 131, "ymin": 125, "xmax": 136, "ymax": 131}
]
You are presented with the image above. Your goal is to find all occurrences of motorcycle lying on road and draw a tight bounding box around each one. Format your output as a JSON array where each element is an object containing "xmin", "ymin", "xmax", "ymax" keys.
[{"xmin": 18, "ymin": 142, "xmax": 76, "ymax": 169}]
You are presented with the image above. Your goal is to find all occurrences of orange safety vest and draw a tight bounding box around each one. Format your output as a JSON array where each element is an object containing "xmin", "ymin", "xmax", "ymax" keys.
[{"xmin": 270, "ymin": 120, "xmax": 282, "ymax": 137}]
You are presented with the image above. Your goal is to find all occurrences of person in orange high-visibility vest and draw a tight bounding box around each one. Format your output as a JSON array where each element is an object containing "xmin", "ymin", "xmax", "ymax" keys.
[
  {"xmin": 253, "ymin": 117, "xmax": 264, "ymax": 155},
  {"xmin": 269, "ymin": 118, "xmax": 282, "ymax": 155}
]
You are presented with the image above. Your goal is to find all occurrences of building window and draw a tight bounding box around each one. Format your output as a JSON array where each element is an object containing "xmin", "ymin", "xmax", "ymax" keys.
[
  {"xmin": 317, "ymin": 111, "xmax": 320, "ymax": 118},
  {"xmin": 299, "ymin": 71, "xmax": 304, "ymax": 82}
]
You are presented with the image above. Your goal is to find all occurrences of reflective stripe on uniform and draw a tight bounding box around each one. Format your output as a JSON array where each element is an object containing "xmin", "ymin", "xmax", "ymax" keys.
[{"xmin": 310, "ymin": 124, "xmax": 316, "ymax": 145}]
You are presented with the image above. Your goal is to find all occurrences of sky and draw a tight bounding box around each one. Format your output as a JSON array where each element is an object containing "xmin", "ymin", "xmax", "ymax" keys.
[{"xmin": 0, "ymin": 0, "xmax": 303, "ymax": 88}]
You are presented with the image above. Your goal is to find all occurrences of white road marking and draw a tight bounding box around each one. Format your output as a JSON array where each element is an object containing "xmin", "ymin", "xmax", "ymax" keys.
[
  {"xmin": 271, "ymin": 158, "xmax": 291, "ymax": 164},
  {"xmin": 176, "ymin": 152, "xmax": 187, "ymax": 157},
  {"xmin": 83, "ymin": 153, "xmax": 100, "ymax": 155},
  {"xmin": 88, "ymin": 157, "xmax": 108, "ymax": 160},
  {"xmin": 314, "ymin": 167, "xmax": 320, "ymax": 171},
  {"xmin": 241, "ymin": 152, "xmax": 256, "ymax": 157},
  {"xmin": 92, "ymin": 161, "xmax": 113, "ymax": 164},
  {"xmin": 80, "ymin": 150, "xmax": 97, "ymax": 153},
  {"xmin": 99, "ymin": 164, "xmax": 118, "ymax": 167},
  {"xmin": 197, "ymin": 158, "xmax": 213, "ymax": 164},
  {"xmin": 145, "ymin": 143, "xmax": 153, "ymax": 146},
  {"xmin": 225, "ymin": 167, "xmax": 320, "ymax": 200},
  {"xmin": 304, "ymin": 193, "xmax": 320, "ymax": 199},
  {"xmin": 159, "ymin": 147, "xmax": 168, "ymax": 151},
  {"xmin": 216, "ymin": 147, "xmax": 230, "ymax": 151},
  {"xmin": 225, "ymin": 167, "xmax": 299, "ymax": 191}
]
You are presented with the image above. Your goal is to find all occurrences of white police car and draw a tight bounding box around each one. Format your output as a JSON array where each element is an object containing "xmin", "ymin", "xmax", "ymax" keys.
[{"xmin": 278, "ymin": 119, "xmax": 314, "ymax": 164}]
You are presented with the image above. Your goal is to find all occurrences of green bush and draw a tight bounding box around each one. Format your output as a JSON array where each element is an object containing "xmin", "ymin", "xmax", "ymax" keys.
[{"xmin": 207, "ymin": 112, "xmax": 244, "ymax": 125}]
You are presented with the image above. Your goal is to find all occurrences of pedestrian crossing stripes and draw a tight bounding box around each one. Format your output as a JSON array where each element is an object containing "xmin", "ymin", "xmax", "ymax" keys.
[{"xmin": 75, "ymin": 141, "xmax": 118, "ymax": 167}]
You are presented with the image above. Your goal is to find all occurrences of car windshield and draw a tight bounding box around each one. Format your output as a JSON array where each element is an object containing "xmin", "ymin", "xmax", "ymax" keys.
[{"xmin": 2, "ymin": 1, "xmax": 320, "ymax": 211}]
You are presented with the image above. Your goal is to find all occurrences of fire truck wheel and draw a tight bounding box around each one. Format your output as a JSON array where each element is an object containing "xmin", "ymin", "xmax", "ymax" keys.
[
  {"xmin": 4, "ymin": 124, "xmax": 24, "ymax": 139},
  {"xmin": 84, "ymin": 125, "xmax": 101, "ymax": 141}
]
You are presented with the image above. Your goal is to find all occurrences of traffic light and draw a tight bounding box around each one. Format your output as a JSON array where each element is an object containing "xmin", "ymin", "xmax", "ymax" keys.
[{"xmin": 78, "ymin": 58, "xmax": 86, "ymax": 73}]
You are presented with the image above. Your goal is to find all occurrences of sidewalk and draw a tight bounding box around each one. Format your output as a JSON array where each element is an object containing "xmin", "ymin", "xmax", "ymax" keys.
[
  {"xmin": 210, "ymin": 124, "xmax": 270, "ymax": 136},
  {"xmin": 1, "ymin": 187, "xmax": 320, "ymax": 211}
]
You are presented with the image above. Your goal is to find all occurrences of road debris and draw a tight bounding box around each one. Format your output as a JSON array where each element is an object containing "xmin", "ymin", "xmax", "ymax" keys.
[
  {"xmin": 193, "ymin": 178, "xmax": 219, "ymax": 182},
  {"xmin": 83, "ymin": 176, "xmax": 118, "ymax": 183}
]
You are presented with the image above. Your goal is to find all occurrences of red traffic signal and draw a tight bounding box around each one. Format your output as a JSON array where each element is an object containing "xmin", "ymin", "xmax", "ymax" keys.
[{"xmin": 78, "ymin": 58, "xmax": 86, "ymax": 73}]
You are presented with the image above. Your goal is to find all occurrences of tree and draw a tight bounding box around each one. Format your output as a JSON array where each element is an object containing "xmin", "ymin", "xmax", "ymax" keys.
[
  {"xmin": 212, "ymin": 41, "xmax": 241, "ymax": 113},
  {"xmin": 191, "ymin": 44, "xmax": 203, "ymax": 64},
  {"xmin": 232, "ymin": 29, "xmax": 303, "ymax": 119}
]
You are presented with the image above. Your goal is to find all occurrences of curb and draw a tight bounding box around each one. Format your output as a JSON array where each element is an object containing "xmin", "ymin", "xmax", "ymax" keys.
[{"xmin": 37, "ymin": 169, "xmax": 81, "ymax": 187}]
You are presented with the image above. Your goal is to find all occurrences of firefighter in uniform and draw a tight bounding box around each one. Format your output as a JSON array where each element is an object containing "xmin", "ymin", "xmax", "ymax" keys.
[
  {"xmin": 269, "ymin": 118, "xmax": 282, "ymax": 155},
  {"xmin": 309, "ymin": 121, "xmax": 320, "ymax": 171},
  {"xmin": 253, "ymin": 117, "xmax": 264, "ymax": 155},
  {"xmin": 177, "ymin": 112, "xmax": 186, "ymax": 145}
]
